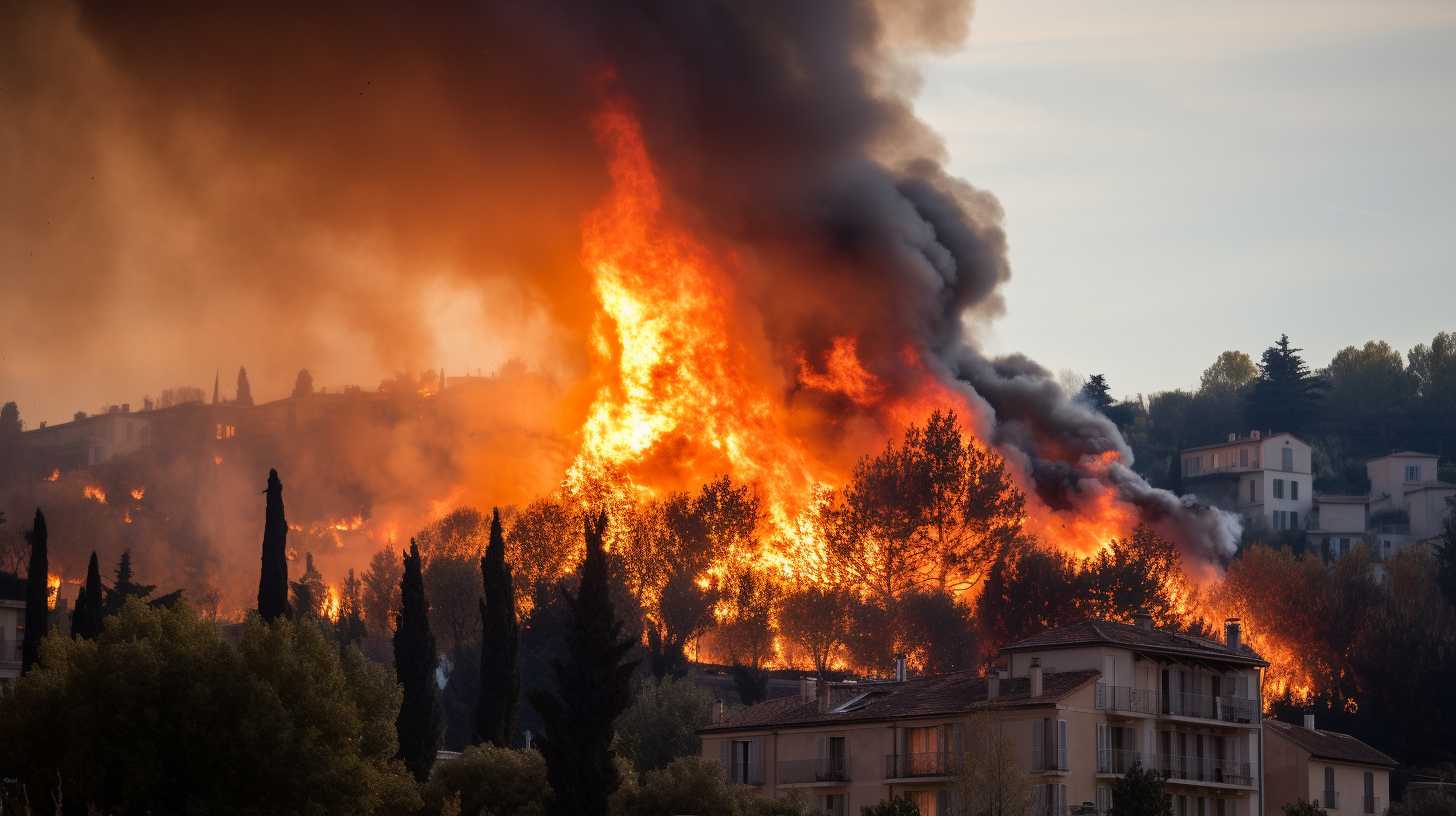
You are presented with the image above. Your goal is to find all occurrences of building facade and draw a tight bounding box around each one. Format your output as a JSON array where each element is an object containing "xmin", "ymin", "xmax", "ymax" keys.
[
  {"xmin": 701, "ymin": 617, "xmax": 1267, "ymax": 816},
  {"xmin": 1263, "ymin": 717, "xmax": 1394, "ymax": 816},
  {"xmin": 1181, "ymin": 433, "xmax": 1312, "ymax": 534}
]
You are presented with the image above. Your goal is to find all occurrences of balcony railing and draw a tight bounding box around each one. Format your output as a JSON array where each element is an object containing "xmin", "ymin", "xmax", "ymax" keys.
[
  {"xmin": 723, "ymin": 762, "xmax": 763, "ymax": 786},
  {"xmin": 1318, "ymin": 791, "xmax": 1340, "ymax": 811},
  {"xmin": 1097, "ymin": 748, "xmax": 1145, "ymax": 775},
  {"xmin": 1096, "ymin": 683, "xmax": 1157, "ymax": 715},
  {"xmin": 1157, "ymin": 754, "xmax": 1254, "ymax": 787},
  {"xmin": 777, "ymin": 756, "xmax": 849, "ymax": 784},
  {"xmin": 885, "ymin": 752, "xmax": 957, "ymax": 779},
  {"xmin": 1161, "ymin": 692, "xmax": 1259, "ymax": 724}
]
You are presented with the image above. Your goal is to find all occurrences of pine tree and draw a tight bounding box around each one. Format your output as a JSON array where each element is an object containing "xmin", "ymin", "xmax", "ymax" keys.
[
  {"xmin": 212, "ymin": 370, "xmax": 220, "ymax": 405},
  {"xmin": 476, "ymin": 508, "xmax": 519, "ymax": 747},
  {"xmin": 394, "ymin": 539, "xmax": 443, "ymax": 782},
  {"xmin": 1110, "ymin": 762, "xmax": 1172, "ymax": 816},
  {"xmin": 236, "ymin": 366, "xmax": 254, "ymax": 406},
  {"xmin": 257, "ymin": 469, "xmax": 291, "ymax": 622},
  {"xmin": 530, "ymin": 512, "xmax": 639, "ymax": 816},
  {"xmin": 104, "ymin": 549, "xmax": 156, "ymax": 615},
  {"xmin": 1247, "ymin": 334, "xmax": 1322, "ymax": 435},
  {"xmin": 292, "ymin": 369, "xmax": 314, "ymax": 399},
  {"xmin": 1080, "ymin": 374, "xmax": 1114, "ymax": 412},
  {"xmin": 337, "ymin": 568, "xmax": 367, "ymax": 646},
  {"xmin": 21, "ymin": 509, "xmax": 48, "ymax": 674},
  {"xmin": 70, "ymin": 551, "xmax": 105, "ymax": 639},
  {"xmin": 290, "ymin": 552, "xmax": 325, "ymax": 620}
]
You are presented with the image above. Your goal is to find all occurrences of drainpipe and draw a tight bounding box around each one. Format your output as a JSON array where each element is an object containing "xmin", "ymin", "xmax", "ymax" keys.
[{"xmin": 1258, "ymin": 666, "xmax": 1266, "ymax": 816}]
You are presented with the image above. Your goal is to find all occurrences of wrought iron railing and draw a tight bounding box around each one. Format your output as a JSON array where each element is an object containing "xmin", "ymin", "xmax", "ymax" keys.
[
  {"xmin": 777, "ymin": 756, "xmax": 849, "ymax": 784},
  {"xmin": 1160, "ymin": 691, "xmax": 1259, "ymax": 723},
  {"xmin": 1319, "ymin": 791, "xmax": 1340, "ymax": 811},
  {"xmin": 1097, "ymin": 749, "xmax": 1145, "ymax": 775},
  {"xmin": 885, "ymin": 752, "xmax": 957, "ymax": 779},
  {"xmin": 1096, "ymin": 683, "xmax": 1158, "ymax": 715},
  {"xmin": 1157, "ymin": 754, "xmax": 1254, "ymax": 787}
]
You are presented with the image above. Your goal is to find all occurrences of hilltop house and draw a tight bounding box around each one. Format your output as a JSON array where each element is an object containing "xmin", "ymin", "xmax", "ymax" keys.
[
  {"xmin": 701, "ymin": 616, "xmax": 1267, "ymax": 816},
  {"xmin": 1180, "ymin": 432, "xmax": 1313, "ymax": 534},
  {"xmin": 1264, "ymin": 717, "xmax": 1394, "ymax": 816}
]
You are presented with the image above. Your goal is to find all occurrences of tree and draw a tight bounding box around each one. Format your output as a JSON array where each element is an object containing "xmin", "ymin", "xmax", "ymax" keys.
[
  {"xmin": 898, "ymin": 590, "xmax": 979, "ymax": 674},
  {"xmin": 258, "ymin": 469, "xmax": 291, "ymax": 621},
  {"xmin": 364, "ymin": 546, "xmax": 404, "ymax": 636},
  {"xmin": 426, "ymin": 554, "xmax": 483, "ymax": 654},
  {"xmin": 395, "ymin": 539, "xmax": 444, "ymax": 782},
  {"xmin": 291, "ymin": 552, "xmax": 327, "ymax": 620},
  {"xmin": 338, "ymin": 568, "xmax": 368, "ymax": 646},
  {"xmin": 419, "ymin": 744, "xmax": 550, "ymax": 816},
  {"xmin": 103, "ymin": 549, "xmax": 156, "ymax": 615},
  {"xmin": 70, "ymin": 551, "xmax": 105, "ymax": 640},
  {"xmin": 0, "ymin": 601, "xmax": 420, "ymax": 815},
  {"xmin": 863, "ymin": 799, "xmax": 921, "ymax": 816},
  {"xmin": 1109, "ymin": 763, "xmax": 1171, "ymax": 816},
  {"xmin": 951, "ymin": 712, "xmax": 1031, "ymax": 816},
  {"xmin": 620, "ymin": 756, "xmax": 739, "ymax": 816},
  {"xmin": 779, "ymin": 585, "xmax": 852, "ymax": 677},
  {"xmin": 236, "ymin": 365, "xmax": 254, "ymax": 405},
  {"xmin": 1247, "ymin": 334, "xmax": 1322, "ymax": 435},
  {"xmin": 614, "ymin": 678, "xmax": 714, "ymax": 774},
  {"xmin": 478, "ymin": 508, "xmax": 520, "ymax": 748},
  {"xmin": 0, "ymin": 401, "xmax": 20, "ymax": 436},
  {"xmin": 1439, "ymin": 502, "xmax": 1456, "ymax": 608},
  {"xmin": 292, "ymin": 368, "xmax": 316, "ymax": 398},
  {"xmin": 715, "ymin": 567, "xmax": 781, "ymax": 672},
  {"xmin": 646, "ymin": 570, "xmax": 716, "ymax": 680},
  {"xmin": 1322, "ymin": 341, "xmax": 1413, "ymax": 455},
  {"xmin": 507, "ymin": 499, "xmax": 580, "ymax": 608},
  {"xmin": 1078, "ymin": 526, "xmax": 1187, "ymax": 628},
  {"xmin": 1200, "ymin": 351, "xmax": 1257, "ymax": 394},
  {"xmin": 1281, "ymin": 802, "xmax": 1324, "ymax": 816},
  {"xmin": 975, "ymin": 542, "xmax": 1080, "ymax": 653},
  {"xmin": 1080, "ymin": 374, "xmax": 1114, "ymax": 412},
  {"xmin": 529, "ymin": 512, "xmax": 639, "ymax": 816},
  {"xmin": 21, "ymin": 509, "xmax": 47, "ymax": 674}
]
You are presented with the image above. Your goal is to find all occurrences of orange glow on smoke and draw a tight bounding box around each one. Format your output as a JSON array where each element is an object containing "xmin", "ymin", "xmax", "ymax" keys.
[
  {"xmin": 131, "ymin": 487, "xmax": 145, "ymax": 501},
  {"xmin": 798, "ymin": 336, "xmax": 884, "ymax": 407},
  {"xmin": 45, "ymin": 468, "xmax": 60, "ymax": 482},
  {"xmin": 83, "ymin": 485, "xmax": 107, "ymax": 504}
]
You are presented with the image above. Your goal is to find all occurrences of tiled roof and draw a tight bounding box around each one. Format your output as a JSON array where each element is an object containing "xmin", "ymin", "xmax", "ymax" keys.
[
  {"xmin": 1266, "ymin": 720, "xmax": 1397, "ymax": 767},
  {"xmin": 700, "ymin": 669, "xmax": 1100, "ymax": 733},
  {"xmin": 1371, "ymin": 451, "xmax": 1436, "ymax": 460},
  {"xmin": 1002, "ymin": 620, "xmax": 1267, "ymax": 667},
  {"xmin": 1181, "ymin": 432, "xmax": 1302, "ymax": 454}
]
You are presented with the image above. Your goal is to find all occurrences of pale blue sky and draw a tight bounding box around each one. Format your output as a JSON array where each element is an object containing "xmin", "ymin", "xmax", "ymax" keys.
[{"xmin": 915, "ymin": 0, "xmax": 1456, "ymax": 398}]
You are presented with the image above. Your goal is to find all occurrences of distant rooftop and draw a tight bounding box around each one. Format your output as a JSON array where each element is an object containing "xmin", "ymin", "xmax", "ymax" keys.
[
  {"xmin": 1266, "ymin": 719, "xmax": 1397, "ymax": 767},
  {"xmin": 1003, "ymin": 619, "xmax": 1267, "ymax": 667},
  {"xmin": 1181, "ymin": 431, "xmax": 1302, "ymax": 455}
]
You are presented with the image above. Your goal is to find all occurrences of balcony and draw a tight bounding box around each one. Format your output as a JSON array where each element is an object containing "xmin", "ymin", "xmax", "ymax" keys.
[
  {"xmin": 777, "ymin": 756, "xmax": 849, "ymax": 784},
  {"xmin": 885, "ymin": 752, "xmax": 957, "ymax": 779},
  {"xmin": 1097, "ymin": 748, "xmax": 1146, "ymax": 775},
  {"xmin": 1161, "ymin": 691, "xmax": 1259, "ymax": 724},
  {"xmin": 1157, "ymin": 754, "xmax": 1254, "ymax": 787},
  {"xmin": 1096, "ymin": 683, "xmax": 1157, "ymax": 715}
]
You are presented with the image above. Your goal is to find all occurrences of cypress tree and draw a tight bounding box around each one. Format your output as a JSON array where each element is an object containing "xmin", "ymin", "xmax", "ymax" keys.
[
  {"xmin": 70, "ymin": 551, "xmax": 105, "ymax": 639},
  {"xmin": 104, "ymin": 549, "xmax": 156, "ymax": 615},
  {"xmin": 22, "ymin": 509, "xmax": 48, "ymax": 674},
  {"xmin": 476, "ymin": 508, "xmax": 519, "ymax": 747},
  {"xmin": 257, "ymin": 469, "xmax": 291, "ymax": 622},
  {"xmin": 529, "ymin": 512, "xmax": 639, "ymax": 816},
  {"xmin": 394, "ymin": 539, "xmax": 443, "ymax": 782}
]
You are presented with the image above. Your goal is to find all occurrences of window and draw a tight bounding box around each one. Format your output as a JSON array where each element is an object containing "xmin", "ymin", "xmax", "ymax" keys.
[
  {"xmin": 1323, "ymin": 766, "xmax": 1337, "ymax": 808},
  {"xmin": 1032, "ymin": 784, "xmax": 1067, "ymax": 816},
  {"xmin": 1364, "ymin": 771, "xmax": 1375, "ymax": 814},
  {"xmin": 1185, "ymin": 456, "xmax": 1201, "ymax": 477},
  {"xmin": 1273, "ymin": 511, "xmax": 1284, "ymax": 530},
  {"xmin": 1273, "ymin": 479, "xmax": 1284, "ymax": 499},
  {"xmin": 1290, "ymin": 511, "xmax": 1299, "ymax": 530},
  {"xmin": 1282, "ymin": 447, "xmax": 1294, "ymax": 472},
  {"xmin": 1291, "ymin": 480, "xmax": 1299, "ymax": 500},
  {"xmin": 1405, "ymin": 464, "xmax": 1421, "ymax": 482},
  {"xmin": 1097, "ymin": 785, "xmax": 1112, "ymax": 815},
  {"xmin": 1249, "ymin": 479, "xmax": 1257, "ymax": 503},
  {"xmin": 1240, "ymin": 448, "xmax": 1249, "ymax": 467},
  {"xmin": 722, "ymin": 738, "xmax": 761, "ymax": 785},
  {"xmin": 817, "ymin": 794, "xmax": 847, "ymax": 816},
  {"xmin": 1031, "ymin": 718, "xmax": 1068, "ymax": 771}
]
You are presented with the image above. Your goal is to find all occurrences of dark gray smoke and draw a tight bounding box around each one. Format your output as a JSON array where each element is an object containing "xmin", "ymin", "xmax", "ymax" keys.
[{"xmin": 3, "ymin": 0, "xmax": 1238, "ymax": 564}]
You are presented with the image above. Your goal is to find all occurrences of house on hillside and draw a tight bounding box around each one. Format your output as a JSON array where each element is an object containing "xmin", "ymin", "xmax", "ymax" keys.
[
  {"xmin": 1263, "ymin": 717, "xmax": 1395, "ymax": 816},
  {"xmin": 1181, "ymin": 432, "xmax": 1313, "ymax": 534},
  {"xmin": 701, "ymin": 615, "xmax": 1267, "ymax": 816}
]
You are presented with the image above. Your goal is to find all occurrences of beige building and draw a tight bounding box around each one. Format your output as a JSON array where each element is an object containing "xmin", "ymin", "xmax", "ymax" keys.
[
  {"xmin": 701, "ymin": 617, "xmax": 1266, "ymax": 816},
  {"xmin": 1181, "ymin": 432, "xmax": 1313, "ymax": 534},
  {"xmin": 1264, "ymin": 718, "xmax": 1394, "ymax": 816},
  {"xmin": 0, "ymin": 598, "xmax": 25, "ymax": 684}
]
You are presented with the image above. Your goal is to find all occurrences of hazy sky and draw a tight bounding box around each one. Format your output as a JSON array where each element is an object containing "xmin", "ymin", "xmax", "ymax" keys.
[{"xmin": 915, "ymin": 0, "xmax": 1456, "ymax": 399}]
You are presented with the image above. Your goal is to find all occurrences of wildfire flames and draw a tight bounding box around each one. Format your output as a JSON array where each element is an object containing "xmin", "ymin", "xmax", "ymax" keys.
[
  {"xmin": 47, "ymin": 573, "xmax": 61, "ymax": 611},
  {"xmin": 131, "ymin": 487, "xmax": 145, "ymax": 501},
  {"xmin": 83, "ymin": 485, "xmax": 107, "ymax": 504}
]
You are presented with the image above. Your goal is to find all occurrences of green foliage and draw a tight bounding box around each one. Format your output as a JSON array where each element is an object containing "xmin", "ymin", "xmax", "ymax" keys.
[
  {"xmin": 1438, "ymin": 503, "xmax": 1456, "ymax": 608},
  {"xmin": 614, "ymin": 677, "xmax": 714, "ymax": 774},
  {"xmin": 1201, "ymin": 351, "xmax": 1258, "ymax": 394},
  {"xmin": 1281, "ymin": 801, "xmax": 1324, "ymax": 816},
  {"xmin": 621, "ymin": 756, "xmax": 739, "ymax": 816},
  {"xmin": 1109, "ymin": 763, "xmax": 1171, "ymax": 816},
  {"xmin": 1248, "ymin": 334, "xmax": 1323, "ymax": 435},
  {"xmin": 1389, "ymin": 790, "xmax": 1456, "ymax": 816},
  {"xmin": 422, "ymin": 745, "xmax": 550, "ymax": 816},
  {"xmin": 396, "ymin": 538, "xmax": 445, "ymax": 782},
  {"xmin": 862, "ymin": 797, "xmax": 921, "ymax": 816},
  {"xmin": 0, "ymin": 600, "xmax": 418, "ymax": 815},
  {"xmin": 69, "ymin": 551, "xmax": 104, "ymax": 639},
  {"xmin": 479, "ymin": 507, "xmax": 521, "ymax": 747},
  {"xmin": 530, "ymin": 512, "xmax": 640, "ymax": 816}
]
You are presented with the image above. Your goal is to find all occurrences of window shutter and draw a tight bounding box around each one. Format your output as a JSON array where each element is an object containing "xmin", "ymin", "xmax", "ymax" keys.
[
  {"xmin": 1097, "ymin": 723, "xmax": 1108, "ymax": 772},
  {"xmin": 720, "ymin": 741, "xmax": 732, "ymax": 782},
  {"xmin": 1032, "ymin": 719, "xmax": 1045, "ymax": 771},
  {"xmin": 748, "ymin": 737, "xmax": 763, "ymax": 784},
  {"xmin": 1057, "ymin": 720, "xmax": 1068, "ymax": 770},
  {"xmin": 1033, "ymin": 784, "xmax": 1047, "ymax": 816},
  {"xmin": 1097, "ymin": 784, "xmax": 1111, "ymax": 815},
  {"xmin": 1056, "ymin": 783, "xmax": 1067, "ymax": 816}
]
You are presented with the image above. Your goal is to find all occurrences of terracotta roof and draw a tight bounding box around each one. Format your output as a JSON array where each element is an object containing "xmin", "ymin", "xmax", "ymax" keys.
[
  {"xmin": 1266, "ymin": 720, "xmax": 1397, "ymax": 767},
  {"xmin": 700, "ymin": 669, "xmax": 1099, "ymax": 733},
  {"xmin": 1181, "ymin": 432, "xmax": 1302, "ymax": 454},
  {"xmin": 1002, "ymin": 620, "xmax": 1267, "ymax": 667},
  {"xmin": 1370, "ymin": 451, "xmax": 1437, "ymax": 460}
]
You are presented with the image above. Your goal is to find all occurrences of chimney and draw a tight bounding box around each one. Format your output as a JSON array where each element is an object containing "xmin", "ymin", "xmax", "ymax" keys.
[
  {"xmin": 1224, "ymin": 618, "xmax": 1242, "ymax": 652},
  {"xmin": 894, "ymin": 653, "xmax": 907, "ymax": 682},
  {"xmin": 801, "ymin": 676, "xmax": 818, "ymax": 703},
  {"xmin": 1251, "ymin": 430, "xmax": 1262, "ymax": 440},
  {"xmin": 817, "ymin": 681, "xmax": 831, "ymax": 714},
  {"xmin": 1134, "ymin": 610, "xmax": 1153, "ymax": 631},
  {"xmin": 714, "ymin": 698, "xmax": 725, "ymax": 723},
  {"xmin": 1304, "ymin": 714, "xmax": 1316, "ymax": 731},
  {"xmin": 987, "ymin": 670, "xmax": 1001, "ymax": 700},
  {"xmin": 1030, "ymin": 658, "xmax": 1044, "ymax": 697}
]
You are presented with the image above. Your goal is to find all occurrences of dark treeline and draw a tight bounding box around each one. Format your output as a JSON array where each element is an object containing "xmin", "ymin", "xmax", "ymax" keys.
[{"xmin": 1086, "ymin": 331, "xmax": 1456, "ymax": 494}]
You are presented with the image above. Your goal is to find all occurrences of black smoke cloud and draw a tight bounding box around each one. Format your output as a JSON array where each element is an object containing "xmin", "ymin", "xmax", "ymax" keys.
[{"xmin": 3, "ymin": 0, "xmax": 1237, "ymax": 563}]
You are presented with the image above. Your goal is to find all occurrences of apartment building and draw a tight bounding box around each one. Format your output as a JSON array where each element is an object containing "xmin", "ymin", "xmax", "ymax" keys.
[
  {"xmin": 1264, "ymin": 717, "xmax": 1394, "ymax": 816},
  {"xmin": 1309, "ymin": 452, "xmax": 1454, "ymax": 562},
  {"xmin": 1181, "ymin": 432, "xmax": 1312, "ymax": 533},
  {"xmin": 0, "ymin": 597, "xmax": 23, "ymax": 684},
  {"xmin": 701, "ymin": 616, "xmax": 1267, "ymax": 816}
]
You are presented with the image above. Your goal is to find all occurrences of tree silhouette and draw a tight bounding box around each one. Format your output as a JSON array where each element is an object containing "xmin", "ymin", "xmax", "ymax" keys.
[
  {"xmin": 21, "ymin": 509, "xmax": 48, "ymax": 674},
  {"xmin": 290, "ymin": 552, "xmax": 326, "ymax": 620},
  {"xmin": 104, "ymin": 549, "xmax": 156, "ymax": 615},
  {"xmin": 394, "ymin": 539, "xmax": 443, "ymax": 782},
  {"xmin": 236, "ymin": 366, "xmax": 254, "ymax": 406},
  {"xmin": 70, "ymin": 551, "xmax": 105, "ymax": 639},
  {"xmin": 476, "ymin": 508, "xmax": 519, "ymax": 747},
  {"xmin": 1247, "ymin": 334, "xmax": 1321, "ymax": 435},
  {"xmin": 530, "ymin": 512, "xmax": 639, "ymax": 816},
  {"xmin": 291, "ymin": 368, "xmax": 315, "ymax": 399},
  {"xmin": 257, "ymin": 469, "xmax": 291, "ymax": 622}
]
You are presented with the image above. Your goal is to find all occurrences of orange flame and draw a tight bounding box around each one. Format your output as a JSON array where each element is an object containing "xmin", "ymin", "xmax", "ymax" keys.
[
  {"xmin": 47, "ymin": 573, "xmax": 61, "ymax": 610},
  {"xmin": 130, "ymin": 487, "xmax": 145, "ymax": 501},
  {"xmin": 797, "ymin": 336, "xmax": 884, "ymax": 407},
  {"xmin": 82, "ymin": 485, "xmax": 107, "ymax": 504},
  {"xmin": 323, "ymin": 585, "xmax": 342, "ymax": 623},
  {"xmin": 45, "ymin": 468, "xmax": 60, "ymax": 482}
]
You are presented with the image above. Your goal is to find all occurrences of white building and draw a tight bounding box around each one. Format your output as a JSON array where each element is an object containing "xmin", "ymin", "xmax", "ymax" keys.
[
  {"xmin": 1313, "ymin": 452, "xmax": 1454, "ymax": 562},
  {"xmin": 0, "ymin": 598, "xmax": 25, "ymax": 685},
  {"xmin": 1181, "ymin": 432, "xmax": 1313, "ymax": 534}
]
